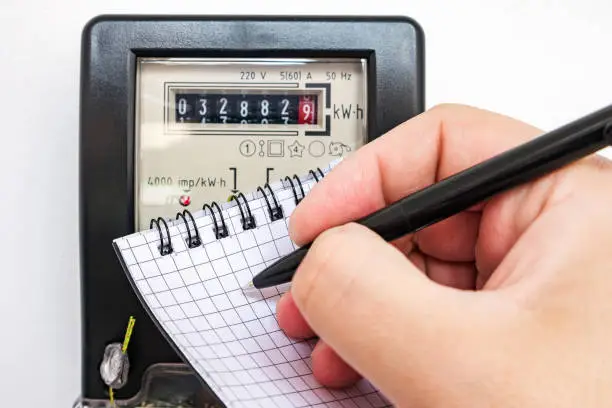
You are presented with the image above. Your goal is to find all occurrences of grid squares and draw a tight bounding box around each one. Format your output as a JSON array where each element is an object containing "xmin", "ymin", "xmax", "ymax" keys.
[{"xmin": 114, "ymin": 160, "xmax": 390, "ymax": 407}]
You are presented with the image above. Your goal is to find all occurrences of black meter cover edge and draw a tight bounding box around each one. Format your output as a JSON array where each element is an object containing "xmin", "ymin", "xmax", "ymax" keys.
[{"xmin": 79, "ymin": 15, "xmax": 425, "ymax": 402}]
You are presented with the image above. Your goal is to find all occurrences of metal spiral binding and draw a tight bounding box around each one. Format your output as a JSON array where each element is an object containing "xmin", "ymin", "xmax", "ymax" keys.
[
  {"xmin": 150, "ymin": 217, "xmax": 173, "ymax": 255},
  {"xmin": 257, "ymin": 183, "xmax": 284, "ymax": 221},
  {"xmin": 284, "ymin": 175, "xmax": 305, "ymax": 204},
  {"xmin": 176, "ymin": 209, "xmax": 201, "ymax": 248},
  {"xmin": 150, "ymin": 166, "xmax": 327, "ymax": 256},
  {"xmin": 230, "ymin": 192, "xmax": 256, "ymax": 230},
  {"xmin": 309, "ymin": 167, "xmax": 325, "ymax": 182},
  {"xmin": 202, "ymin": 202, "xmax": 229, "ymax": 239}
]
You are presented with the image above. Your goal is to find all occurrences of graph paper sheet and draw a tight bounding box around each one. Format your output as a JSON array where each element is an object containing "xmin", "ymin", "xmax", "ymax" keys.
[{"xmin": 112, "ymin": 160, "xmax": 391, "ymax": 408}]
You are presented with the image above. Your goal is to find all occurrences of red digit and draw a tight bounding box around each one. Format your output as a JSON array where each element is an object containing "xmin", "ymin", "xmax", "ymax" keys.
[{"xmin": 298, "ymin": 95, "xmax": 317, "ymax": 124}]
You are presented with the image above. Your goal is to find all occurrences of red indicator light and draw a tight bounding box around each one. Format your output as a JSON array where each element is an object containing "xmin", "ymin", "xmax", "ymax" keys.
[{"xmin": 179, "ymin": 195, "xmax": 191, "ymax": 206}]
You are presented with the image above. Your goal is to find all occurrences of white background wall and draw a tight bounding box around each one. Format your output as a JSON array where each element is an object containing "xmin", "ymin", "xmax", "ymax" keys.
[{"xmin": 1, "ymin": 1, "xmax": 610, "ymax": 406}]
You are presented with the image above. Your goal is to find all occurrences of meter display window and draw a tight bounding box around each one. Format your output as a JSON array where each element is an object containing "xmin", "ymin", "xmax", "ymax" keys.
[{"xmin": 135, "ymin": 58, "xmax": 368, "ymax": 230}]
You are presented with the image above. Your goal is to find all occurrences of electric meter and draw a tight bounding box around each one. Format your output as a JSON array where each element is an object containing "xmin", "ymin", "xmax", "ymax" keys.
[{"xmin": 78, "ymin": 15, "xmax": 424, "ymax": 407}]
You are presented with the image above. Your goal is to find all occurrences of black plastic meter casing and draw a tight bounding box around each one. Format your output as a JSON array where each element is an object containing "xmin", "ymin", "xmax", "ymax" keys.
[{"xmin": 79, "ymin": 14, "xmax": 424, "ymax": 404}]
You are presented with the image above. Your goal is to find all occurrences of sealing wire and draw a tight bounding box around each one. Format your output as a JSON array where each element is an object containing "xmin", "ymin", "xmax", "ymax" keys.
[{"xmin": 110, "ymin": 316, "xmax": 136, "ymax": 407}]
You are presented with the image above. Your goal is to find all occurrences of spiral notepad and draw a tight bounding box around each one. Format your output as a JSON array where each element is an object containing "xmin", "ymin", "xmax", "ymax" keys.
[{"xmin": 112, "ymin": 159, "xmax": 391, "ymax": 408}]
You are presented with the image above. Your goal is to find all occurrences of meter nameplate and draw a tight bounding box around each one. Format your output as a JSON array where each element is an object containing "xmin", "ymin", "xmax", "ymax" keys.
[{"xmin": 135, "ymin": 58, "xmax": 368, "ymax": 230}]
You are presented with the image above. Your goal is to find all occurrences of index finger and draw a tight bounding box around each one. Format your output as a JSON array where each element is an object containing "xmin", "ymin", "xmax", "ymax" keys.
[{"xmin": 289, "ymin": 103, "xmax": 543, "ymax": 245}]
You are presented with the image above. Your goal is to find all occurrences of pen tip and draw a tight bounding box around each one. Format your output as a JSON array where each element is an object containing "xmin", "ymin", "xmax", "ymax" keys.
[{"xmin": 242, "ymin": 280, "xmax": 262, "ymax": 297}]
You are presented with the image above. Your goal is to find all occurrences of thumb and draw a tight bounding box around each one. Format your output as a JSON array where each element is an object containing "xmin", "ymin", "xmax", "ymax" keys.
[{"xmin": 290, "ymin": 222, "xmax": 493, "ymax": 404}]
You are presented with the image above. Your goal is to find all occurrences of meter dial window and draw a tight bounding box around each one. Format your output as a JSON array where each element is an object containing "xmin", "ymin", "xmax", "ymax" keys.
[{"xmin": 134, "ymin": 57, "xmax": 368, "ymax": 230}]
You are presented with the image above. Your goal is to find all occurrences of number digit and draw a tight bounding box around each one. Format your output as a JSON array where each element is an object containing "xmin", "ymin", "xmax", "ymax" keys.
[
  {"xmin": 199, "ymin": 99, "xmax": 207, "ymax": 115},
  {"xmin": 261, "ymin": 99, "xmax": 269, "ymax": 116},
  {"xmin": 302, "ymin": 104, "xmax": 311, "ymax": 121},
  {"xmin": 281, "ymin": 99, "xmax": 290, "ymax": 124},
  {"xmin": 240, "ymin": 100, "xmax": 248, "ymax": 118},
  {"xmin": 178, "ymin": 98, "xmax": 187, "ymax": 115},
  {"xmin": 219, "ymin": 97, "xmax": 228, "ymax": 123}
]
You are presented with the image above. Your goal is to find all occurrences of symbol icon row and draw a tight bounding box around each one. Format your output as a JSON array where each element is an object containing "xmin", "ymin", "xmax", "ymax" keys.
[{"xmin": 239, "ymin": 139, "xmax": 351, "ymax": 158}]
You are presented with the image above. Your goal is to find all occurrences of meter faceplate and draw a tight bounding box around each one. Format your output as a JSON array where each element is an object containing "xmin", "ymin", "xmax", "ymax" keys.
[
  {"xmin": 135, "ymin": 57, "xmax": 368, "ymax": 230},
  {"xmin": 80, "ymin": 15, "xmax": 424, "ymax": 402}
]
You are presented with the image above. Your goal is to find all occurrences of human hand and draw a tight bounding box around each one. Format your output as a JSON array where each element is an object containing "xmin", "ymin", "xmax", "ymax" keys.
[{"xmin": 276, "ymin": 104, "xmax": 612, "ymax": 407}]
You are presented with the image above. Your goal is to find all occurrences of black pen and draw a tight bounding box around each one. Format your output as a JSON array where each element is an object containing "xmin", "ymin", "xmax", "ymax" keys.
[{"xmin": 248, "ymin": 104, "xmax": 612, "ymax": 289}]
